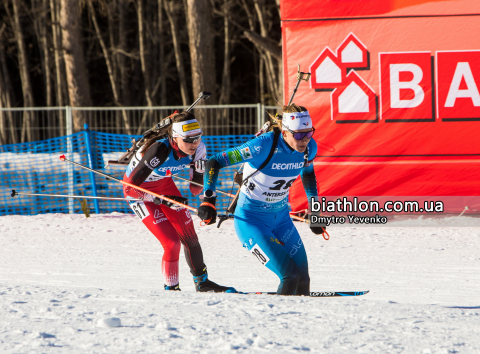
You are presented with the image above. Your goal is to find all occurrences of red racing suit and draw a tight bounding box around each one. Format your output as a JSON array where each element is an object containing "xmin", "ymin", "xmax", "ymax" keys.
[{"xmin": 122, "ymin": 137, "xmax": 206, "ymax": 286}]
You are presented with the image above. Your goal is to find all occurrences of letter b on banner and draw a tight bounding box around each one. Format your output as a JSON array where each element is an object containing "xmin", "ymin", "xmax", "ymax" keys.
[
  {"xmin": 380, "ymin": 52, "xmax": 433, "ymax": 122},
  {"xmin": 390, "ymin": 64, "xmax": 424, "ymax": 108}
]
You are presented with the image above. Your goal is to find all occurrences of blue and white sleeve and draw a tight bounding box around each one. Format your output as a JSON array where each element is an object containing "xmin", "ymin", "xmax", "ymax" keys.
[{"xmin": 203, "ymin": 133, "xmax": 273, "ymax": 194}]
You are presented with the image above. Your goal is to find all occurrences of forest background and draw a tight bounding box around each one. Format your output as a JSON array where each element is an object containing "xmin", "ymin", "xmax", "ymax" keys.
[{"xmin": 0, "ymin": 0, "xmax": 282, "ymax": 142}]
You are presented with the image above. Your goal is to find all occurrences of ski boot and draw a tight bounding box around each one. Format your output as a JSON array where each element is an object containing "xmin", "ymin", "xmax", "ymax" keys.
[
  {"xmin": 192, "ymin": 267, "xmax": 237, "ymax": 293},
  {"xmin": 164, "ymin": 284, "xmax": 181, "ymax": 291}
]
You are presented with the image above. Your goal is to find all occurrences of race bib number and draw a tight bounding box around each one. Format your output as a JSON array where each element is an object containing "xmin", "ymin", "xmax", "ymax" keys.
[
  {"xmin": 251, "ymin": 244, "xmax": 270, "ymax": 266},
  {"xmin": 240, "ymin": 166, "xmax": 297, "ymax": 203},
  {"xmin": 130, "ymin": 201, "xmax": 150, "ymax": 220}
]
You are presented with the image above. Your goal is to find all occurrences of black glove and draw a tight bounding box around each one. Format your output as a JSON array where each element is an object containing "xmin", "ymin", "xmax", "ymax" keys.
[
  {"xmin": 198, "ymin": 196, "xmax": 217, "ymax": 225},
  {"xmin": 310, "ymin": 225, "xmax": 326, "ymax": 235},
  {"xmin": 305, "ymin": 212, "xmax": 326, "ymax": 235},
  {"xmin": 153, "ymin": 195, "xmax": 188, "ymax": 210}
]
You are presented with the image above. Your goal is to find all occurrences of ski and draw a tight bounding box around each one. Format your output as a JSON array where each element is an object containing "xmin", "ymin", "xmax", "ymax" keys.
[{"xmin": 239, "ymin": 290, "xmax": 369, "ymax": 297}]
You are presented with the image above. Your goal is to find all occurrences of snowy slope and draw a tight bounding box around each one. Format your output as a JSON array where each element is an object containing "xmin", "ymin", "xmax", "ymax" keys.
[{"xmin": 1, "ymin": 213, "xmax": 479, "ymax": 353}]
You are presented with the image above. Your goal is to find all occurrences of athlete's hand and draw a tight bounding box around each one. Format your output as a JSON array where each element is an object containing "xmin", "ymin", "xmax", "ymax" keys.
[
  {"xmin": 143, "ymin": 192, "xmax": 158, "ymax": 203},
  {"xmin": 191, "ymin": 159, "xmax": 206, "ymax": 174},
  {"xmin": 198, "ymin": 196, "xmax": 217, "ymax": 225},
  {"xmin": 310, "ymin": 225, "xmax": 326, "ymax": 235}
]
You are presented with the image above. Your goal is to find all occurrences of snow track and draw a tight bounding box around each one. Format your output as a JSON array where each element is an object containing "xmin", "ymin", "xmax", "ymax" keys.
[{"xmin": 1, "ymin": 213, "xmax": 479, "ymax": 353}]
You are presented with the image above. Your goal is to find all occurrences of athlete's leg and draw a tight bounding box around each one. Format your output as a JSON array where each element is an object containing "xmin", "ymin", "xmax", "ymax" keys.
[
  {"xmin": 161, "ymin": 205, "xmax": 205, "ymax": 272},
  {"xmin": 234, "ymin": 207, "xmax": 301, "ymax": 295},
  {"xmin": 153, "ymin": 180, "xmax": 234, "ymax": 292},
  {"xmin": 141, "ymin": 177, "xmax": 205, "ymax": 273},
  {"xmin": 273, "ymin": 210, "xmax": 310, "ymax": 296},
  {"xmin": 162, "ymin": 205, "xmax": 235, "ymax": 292},
  {"xmin": 129, "ymin": 200, "xmax": 181, "ymax": 288}
]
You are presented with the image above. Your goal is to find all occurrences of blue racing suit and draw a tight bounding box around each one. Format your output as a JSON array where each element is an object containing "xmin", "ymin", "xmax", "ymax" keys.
[{"xmin": 204, "ymin": 130, "xmax": 319, "ymax": 295}]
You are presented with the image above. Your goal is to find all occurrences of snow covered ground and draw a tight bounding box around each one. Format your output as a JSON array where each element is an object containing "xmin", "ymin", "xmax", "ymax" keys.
[{"xmin": 1, "ymin": 212, "xmax": 479, "ymax": 353}]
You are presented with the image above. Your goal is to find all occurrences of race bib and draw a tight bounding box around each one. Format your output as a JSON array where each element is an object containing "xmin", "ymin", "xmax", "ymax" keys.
[
  {"xmin": 240, "ymin": 164, "xmax": 297, "ymax": 203},
  {"xmin": 130, "ymin": 201, "xmax": 150, "ymax": 220},
  {"xmin": 251, "ymin": 244, "xmax": 270, "ymax": 265}
]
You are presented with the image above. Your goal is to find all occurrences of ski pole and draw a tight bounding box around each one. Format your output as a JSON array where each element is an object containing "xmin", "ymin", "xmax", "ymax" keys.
[
  {"xmin": 11, "ymin": 188, "xmax": 234, "ymax": 223},
  {"xmin": 167, "ymin": 172, "xmax": 309, "ymax": 224},
  {"xmin": 59, "ymin": 155, "xmax": 307, "ymax": 225},
  {"xmin": 58, "ymin": 155, "xmax": 199, "ymax": 215},
  {"xmin": 166, "ymin": 170, "xmax": 236, "ymax": 198},
  {"xmin": 59, "ymin": 155, "xmax": 230, "ymax": 225},
  {"xmin": 11, "ymin": 189, "xmax": 143, "ymax": 202}
]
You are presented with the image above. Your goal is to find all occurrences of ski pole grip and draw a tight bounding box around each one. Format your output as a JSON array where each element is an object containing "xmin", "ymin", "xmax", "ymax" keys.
[
  {"xmin": 217, "ymin": 215, "xmax": 229, "ymax": 229},
  {"xmin": 59, "ymin": 154, "xmax": 66, "ymax": 161},
  {"xmin": 11, "ymin": 189, "xmax": 17, "ymax": 197}
]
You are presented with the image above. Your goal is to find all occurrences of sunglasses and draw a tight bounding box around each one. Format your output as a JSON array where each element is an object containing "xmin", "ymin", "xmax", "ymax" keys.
[
  {"xmin": 182, "ymin": 134, "xmax": 202, "ymax": 143},
  {"xmin": 283, "ymin": 126, "xmax": 315, "ymax": 140}
]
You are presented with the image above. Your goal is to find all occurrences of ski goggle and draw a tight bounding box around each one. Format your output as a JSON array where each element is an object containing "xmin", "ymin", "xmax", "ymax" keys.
[
  {"xmin": 182, "ymin": 134, "xmax": 202, "ymax": 143},
  {"xmin": 283, "ymin": 126, "xmax": 315, "ymax": 140}
]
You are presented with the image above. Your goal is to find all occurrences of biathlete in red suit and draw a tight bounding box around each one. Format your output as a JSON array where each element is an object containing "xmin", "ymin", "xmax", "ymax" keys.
[{"xmin": 122, "ymin": 111, "xmax": 236, "ymax": 292}]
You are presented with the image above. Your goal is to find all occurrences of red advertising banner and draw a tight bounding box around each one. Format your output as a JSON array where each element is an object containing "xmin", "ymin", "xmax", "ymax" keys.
[{"xmin": 282, "ymin": 0, "xmax": 480, "ymax": 213}]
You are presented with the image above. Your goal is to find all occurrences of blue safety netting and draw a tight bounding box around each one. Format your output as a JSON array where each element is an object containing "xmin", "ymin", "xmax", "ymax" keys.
[{"xmin": 0, "ymin": 128, "xmax": 251, "ymax": 216}]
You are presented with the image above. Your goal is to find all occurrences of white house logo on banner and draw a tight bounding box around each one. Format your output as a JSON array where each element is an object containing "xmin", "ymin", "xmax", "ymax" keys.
[
  {"xmin": 310, "ymin": 33, "xmax": 377, "ymax": 123},
  {"xmin": 310, "ymin": 33, "xmax": 480, "ymax": 123}
]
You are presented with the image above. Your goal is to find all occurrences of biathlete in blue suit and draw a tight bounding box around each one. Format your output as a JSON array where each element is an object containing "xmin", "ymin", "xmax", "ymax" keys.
[{"xmin": 198, "ymin": 104, "xmax": 326, "ymax": 295}]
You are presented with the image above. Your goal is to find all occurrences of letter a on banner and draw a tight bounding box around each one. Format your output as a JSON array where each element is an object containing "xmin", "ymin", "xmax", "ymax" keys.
[
  {"xmin": 436, "ymin": 50, "xmax": 480, "ymax": 121},
  {"xmin": 444, "ymin": 63, "xmax": 480, "ymax": 107}
]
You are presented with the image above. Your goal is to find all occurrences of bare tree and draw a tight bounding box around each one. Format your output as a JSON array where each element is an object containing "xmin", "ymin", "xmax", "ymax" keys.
[
  {"xmin": 0, "ymin": 0, "xmax": 283, "ymax": 139},
  {"xmin": 50, "ymin": 0, "xmax": 65, "ymax": 108},
  {"xmin": 157, "ymin": 0, "xmax": 166, "ymax": 105},
  {"xmin": 0, "ymin": 23, "xmax": 17, "ymax": 144},
  {"xmin": 164, "ymin": 0, "xmax": 188, "ymax": 106},
  {"xmin": 233, "ymin": 0, "xmax": 282, "ymax": 104},
  {"xmin": 135, "ymin": 0, "xmax": 154, "ymax": 134},
  {"xmin": 137, "ymin": 0, "xmax": 153, "ymax": 107},
  {"xmin": 117, "ymin": 0, "xmax": 131, "ymax": 106},
  {"xmin": 0, "ymin": 42, "xmax": 6, "ymax": 144},
  {"xmin": 252, "ymin": 0, "xmax": 280, "ymax": 102},
  {"xmin": 186, "ymin": 0, "xmax": 216, "ymax": 99},
  {"xmin": 60, "ymin": 0, "xmax": 92, "ymax": 131},
  {"xmin": 32, "ymin": 0, "xmax": 53, "ymax": 106},
  {"xmin": 186, "ymin": 0, "xmax": 216, "ymax": 133},
  {"xmin": 218, "ymin": 0, "xmax": 232, "ymax": 105},
  {"xmin": 0, "ymin": 23, "xmax": 18, "ymax": 144},
  {"xmin": 9, "ymin": 0, "xmax": 36, "ymax": 142},
  {"xmin": 88, "ymin": 0, "xmax": 132, "ymax": 134},
  {"xmin": 0, "ymin": 97, "xmax": 4, "ymax": 145}
]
